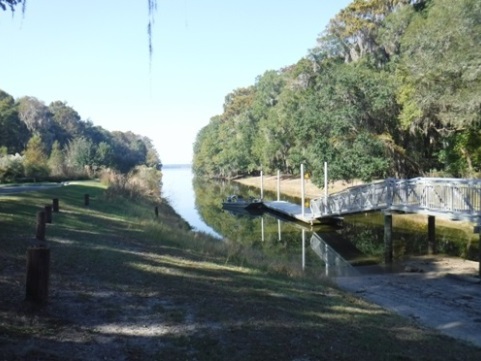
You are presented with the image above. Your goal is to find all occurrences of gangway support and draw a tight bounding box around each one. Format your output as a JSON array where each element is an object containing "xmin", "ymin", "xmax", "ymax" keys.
[
  {"xmin": 428, "ymin": 215, "xmax": 436, "ymax": 255},
  {"xmin": 384, "ymin": 213, "xmax": 393, "ymax": 264}
]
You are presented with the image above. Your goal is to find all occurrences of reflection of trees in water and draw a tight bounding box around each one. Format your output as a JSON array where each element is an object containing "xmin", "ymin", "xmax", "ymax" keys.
[
  {"xmin": 191, "ymin": 175, "xmax": 326, "ymax": 275},
  {"xmin": 339, "ymin": 214, "xmax": 476, "ymax": 261}
]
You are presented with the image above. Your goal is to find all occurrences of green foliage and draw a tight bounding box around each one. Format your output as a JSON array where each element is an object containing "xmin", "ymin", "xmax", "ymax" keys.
[
  {"xmin": 193, "ymin": 0, "xmax": 481, "ymax": 181},
  {"xmin": 23, "ymin": 134, "xmax": 49, "ymax": 180},
  {"xmin": 0, "ymin": 88, "xmax": 161, "ymax": 182},
  {"xmin": 0, "ymin": 154, "xmax": 24, "ymax": 182},
  {"xmin": 48, "ymin": 140, "xmax": 65, "ymax": 177}
]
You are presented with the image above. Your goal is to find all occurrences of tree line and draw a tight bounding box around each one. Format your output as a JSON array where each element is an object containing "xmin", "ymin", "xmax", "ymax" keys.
[
  {"xmin": 0, "ymin": 90, "xmax": 161, "ymax": 182},
  {"xmin": 193, "ymin": 0, "xmax": 481, "ymax": 187}
]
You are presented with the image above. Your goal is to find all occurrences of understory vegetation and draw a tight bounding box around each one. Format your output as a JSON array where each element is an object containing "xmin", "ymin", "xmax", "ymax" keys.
[{"xmin": 193, "ymin": 0, "xmax": 481, "ymax": 186}]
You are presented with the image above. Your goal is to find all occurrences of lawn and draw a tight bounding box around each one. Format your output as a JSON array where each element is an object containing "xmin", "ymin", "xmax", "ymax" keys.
[{"xmin": 1, "ymin": 181, "xmax": 480, "ymax": 360}]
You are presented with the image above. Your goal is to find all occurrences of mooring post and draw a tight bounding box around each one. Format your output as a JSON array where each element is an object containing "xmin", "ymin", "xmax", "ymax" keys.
[
  {"xmin": 301, "ymin": 164, "xmax": 305, "ymax": 218},
  {"xmin": 478, "ymin": 229, "xmax": 481, "ymax": 278},
  {"xmin": 384, "ymin": 212, "xmax": 393, "ymax": 264},
  {"xmin": 260, "ymin": 171, "xmax": 264, "ymax": 200},
  {"xmin": 428, "ymin": 215, "xmax": 436, "ymax": 254},
  {"xmin": 84, "ymin": 193, "xmax": 90, "ymax": 206},
  {"xmin": 154, "ymin": 206, "xmax": 159, "ymax": 218},
  {"xmin": 52, "ymin": 198, "xmax": 59, "ymax": 212},
  {"xmin": 36, "ymin": 210, "xmax": 46, "ymax": 241},
  {"xmin": 277, "ymin": 169, "xmax": 280, "ymax": 201},
  {"xmin": 25, "ymin": 246, "xmax": 50, "ymax": 305},
  {"xmin": 44, "ymin": 205, "xmax": 52, "ymax": 224}
]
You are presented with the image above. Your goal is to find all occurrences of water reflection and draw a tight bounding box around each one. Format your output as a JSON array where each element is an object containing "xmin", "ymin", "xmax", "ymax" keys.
[{"xmin": 162, "ymin": 165, "xmax": 477, "ymax": 278}]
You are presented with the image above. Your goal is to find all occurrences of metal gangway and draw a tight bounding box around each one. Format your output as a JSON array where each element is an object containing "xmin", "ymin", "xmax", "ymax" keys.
[{"xmin": 310, "ymin": 177, "xmax": 481, "ymax": 224}]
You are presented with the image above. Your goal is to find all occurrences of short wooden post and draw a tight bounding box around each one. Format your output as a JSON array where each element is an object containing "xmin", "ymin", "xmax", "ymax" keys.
[
  {"xmin": 36, "ymin": 211, "xmax": 46, "ymax": 241},
  {"xmin": 25, "ymin": 247, "xmax": 50, "ymax": 304},
  {"xmin": 52, "ymin": 198, "xmax": 59, "ymax": 212},
  {"xmin": 384, "ymin": 212, "xmax": 393, "ymax": 264},
  {"xmin": 428, "ymin": 215, "xmax": 436, "ymax": 254},
  {"xmin": 44, "ymin": 205, "xmax": 52, "ymax": 224},
  {"xmin": 84, "ymin": 194, "xmax": 90, "ymax": 206},
  {"xmin": 154, "ymin": 206, "xmax": 159, "ymax": 218}
]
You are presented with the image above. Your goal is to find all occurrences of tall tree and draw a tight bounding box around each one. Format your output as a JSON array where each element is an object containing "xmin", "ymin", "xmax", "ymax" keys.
[
  {"xmin": 23, "ymin": 134, "xmax": 49, "ymax": 180},
  {"xmin": 0, "ymin": 90, "xmax": 29, "ymax": 153}
]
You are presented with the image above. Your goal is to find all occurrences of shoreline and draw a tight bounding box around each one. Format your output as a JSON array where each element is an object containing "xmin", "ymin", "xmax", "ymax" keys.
[{"xmin": 234, "ymin": 174, "xmax": 362, "ymax": 199}]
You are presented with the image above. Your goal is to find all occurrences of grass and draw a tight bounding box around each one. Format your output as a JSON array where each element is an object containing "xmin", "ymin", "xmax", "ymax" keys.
[{"xmin": 1, "ymin": 181, "xmax": 481, "ymax": 360}]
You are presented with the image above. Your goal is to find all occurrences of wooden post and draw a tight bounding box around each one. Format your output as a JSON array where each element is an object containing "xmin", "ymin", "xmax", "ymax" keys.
[
  {"xmin": 44, "ymin": 205, "xmax": 52, "ymax": 224},
  {"xmin": 25, "ymin": 247, "xmax": 50, "ymax": 305},
  {"xmin": 36, "ymin": 211, "xmax": 46, "ymax": 241},
  {"xmin": 84, "ymin": 194, "xmax": 90, "ymax": 206},
  {"xmin": 52, "ymin": 198, "xmax": 59, "ymax": 212},
  {"xmin": 384, "ymin": 212, "xmax": 393, "ymax": 264},
  {"xmin": 428, "ymin": 215, "xmax": 436, "ymax": 254},
  {"xmin": 154, "ymin": 206, "xmax": 159, "ymax": 218}
]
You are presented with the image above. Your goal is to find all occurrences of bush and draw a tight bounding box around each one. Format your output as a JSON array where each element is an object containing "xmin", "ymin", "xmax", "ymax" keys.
[{"xmin": 100, "ymin": 166, "xmax": 162, "ymax": 203}]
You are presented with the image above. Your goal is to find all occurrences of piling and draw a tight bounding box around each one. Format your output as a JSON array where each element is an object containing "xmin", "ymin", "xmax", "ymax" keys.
[
  {"xmin": 384, "ymin": 213, "xmax": 393, "ymax": 264},
  {"xmin": 52, "ymin": 198, "xmax": 59, "ymax": 212},
  {"xmin": 25, "ymin": 246, "xmax": 50, "ymax": 305},
  {"xmin": 44, "ymin": 205, "xmax": 52, "ymax": 224},
  {"xmin": 36, "ymin": 211, "xmax": 46, "ymax": 241},
  {"xmin": 84, "ymin": 194, "xmax": 90, "ymax": 206},
  {"xmin": 428, "ymin": 215, "xmax": 436, "ymax": 254}
]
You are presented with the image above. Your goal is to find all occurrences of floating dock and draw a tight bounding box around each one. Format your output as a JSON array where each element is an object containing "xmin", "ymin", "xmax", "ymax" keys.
[{"xmin": 263, "ymin": 200, "xmax": 319, "ymax": 224}]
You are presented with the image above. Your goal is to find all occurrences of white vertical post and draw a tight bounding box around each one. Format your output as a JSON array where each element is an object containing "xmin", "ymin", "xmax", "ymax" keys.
[
  {"xmin": 260, "ymin": 170, "xmax": 264, "ymax": 200},
  {"xmin": 301, "ymin": 164, "xmax": 305, "ymax": 218},
  {"xmin": 324, "ymin": 162, "xmax": 328, "ymax": 199},
  {"xmin": 277, "ymin": 169, "xmax": 280, "ymax": 201},
  {"xmin": 261, "ymin": 216, "xmax": 265, "ymax": 242},
  {"xmin": 277, "ymin": 220, "xmax": 281, "ymax": 241},
  {"xmin": 302, "ymin": 228, "xmax": 306, "ymax": 271}
]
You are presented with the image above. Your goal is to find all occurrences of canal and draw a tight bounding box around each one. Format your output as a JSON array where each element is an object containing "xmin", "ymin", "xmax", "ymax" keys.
[{"xmin": 161, "ymin": 164, "xmax": 479, "ymax": 276}]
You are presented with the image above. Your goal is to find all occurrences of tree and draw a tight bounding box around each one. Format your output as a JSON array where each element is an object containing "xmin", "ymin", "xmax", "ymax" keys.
[
  {"xmin": 0, "ymin": 89, "xmax": 29, "ymax": 153},
  {"xmin": 23, "ymin": 134, "xmax": 49, "ymax": 180},
  {"xmin": 0, "ymin": 0, "xmax": 24, "ymax": 12},
  {"xmin": 48, "ymin": 140, "xmax": 65, "ymax": 177}
]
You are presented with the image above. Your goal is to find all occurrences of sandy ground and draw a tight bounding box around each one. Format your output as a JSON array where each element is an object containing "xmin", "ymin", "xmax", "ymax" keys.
[
  {"xmin": 335, "ymin": 256, "xmax": 481, "ymax": 348},
  {"xmin": 236, "ymin": 175, "xmax": 481, "ymax": 348}
]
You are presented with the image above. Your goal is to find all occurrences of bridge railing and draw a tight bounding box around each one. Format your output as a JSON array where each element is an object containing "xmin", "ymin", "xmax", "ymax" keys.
[{"xmin": 310, "ymin": 177, "xmax": 481, "ymax": 222}]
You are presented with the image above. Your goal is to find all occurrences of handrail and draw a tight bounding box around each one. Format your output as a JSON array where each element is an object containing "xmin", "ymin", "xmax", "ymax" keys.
[{"xmin": 310, "ymin": 177, "xmax": 481, "ymax": 223}]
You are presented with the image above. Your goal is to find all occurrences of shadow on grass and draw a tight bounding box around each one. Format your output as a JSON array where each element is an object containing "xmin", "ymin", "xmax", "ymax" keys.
[{"xmin": 1, "ymin": 182, "xmax": 481, "ymax": 360}]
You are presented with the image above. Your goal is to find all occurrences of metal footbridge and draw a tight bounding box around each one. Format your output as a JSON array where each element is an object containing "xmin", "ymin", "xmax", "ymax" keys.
[{"xmin": 309, "ymin": 177, "xmax": 481, "ymax": 224}]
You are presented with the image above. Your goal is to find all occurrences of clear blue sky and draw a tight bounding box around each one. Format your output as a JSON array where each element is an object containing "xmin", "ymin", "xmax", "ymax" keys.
[{"xmin": 1, "ymin": 0, "xmax": 351, "ymax": 165}]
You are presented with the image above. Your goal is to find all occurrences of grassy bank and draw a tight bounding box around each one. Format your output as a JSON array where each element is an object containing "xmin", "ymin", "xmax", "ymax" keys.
[{"xmin": 1, "ymin": 181, "xmax": 480, "ymax": 360}]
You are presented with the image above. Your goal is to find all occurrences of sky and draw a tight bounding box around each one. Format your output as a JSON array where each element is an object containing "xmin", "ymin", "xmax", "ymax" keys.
[{"xmin": 1, "ymin": 0, "xmax": 352, "ymax": 165}]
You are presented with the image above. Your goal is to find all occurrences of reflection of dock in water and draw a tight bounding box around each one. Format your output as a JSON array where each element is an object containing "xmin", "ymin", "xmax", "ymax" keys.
[{"xmin": 310, "ymin": 232, "xmax": 380, "ymax": 277}]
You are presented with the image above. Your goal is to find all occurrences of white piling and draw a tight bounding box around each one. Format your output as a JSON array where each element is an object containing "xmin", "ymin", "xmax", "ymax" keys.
[
  {"xmin": 324, "ymin": 161, "xmax": 328, "ymax": 199},
  {"xmin": 277, "ymin": 169, "xmax": 280, "ymax": 201},
  {"xmin": 260, "ymin": 170, "xmax": 264, "ymax": 200},
  {"xmin": 301, "ymin": 164, "xmax": 305, "ymax": 218}
]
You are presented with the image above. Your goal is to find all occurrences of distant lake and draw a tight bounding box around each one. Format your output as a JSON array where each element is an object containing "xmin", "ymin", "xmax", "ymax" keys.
[{"xmin": 161, "ymin": 164, "xmax": 221, "ymax": 238}]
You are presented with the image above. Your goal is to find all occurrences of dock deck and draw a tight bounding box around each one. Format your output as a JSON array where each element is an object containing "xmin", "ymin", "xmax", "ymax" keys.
[{"xmin": 263, "ymin": 201, "xmax": 318, "ymax": 224}]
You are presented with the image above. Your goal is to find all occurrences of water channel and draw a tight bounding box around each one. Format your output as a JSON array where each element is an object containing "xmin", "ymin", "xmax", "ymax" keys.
[{"xmin": 161, "ymin": 164, "xmax": 478, "ymax": 277}]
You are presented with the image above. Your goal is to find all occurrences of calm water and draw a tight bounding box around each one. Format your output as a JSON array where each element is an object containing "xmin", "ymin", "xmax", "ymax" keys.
[
  {"xmin": 161, "ymin": 165, "xmax": 478, "ymax": 276},
  {"xmin": 161, "ymin": 165, "xmax": 221, "ymax": 238}
]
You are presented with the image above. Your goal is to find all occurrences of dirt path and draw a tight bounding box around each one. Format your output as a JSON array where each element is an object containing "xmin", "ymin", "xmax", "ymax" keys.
[{"xmin": 334, "ymin": 256, "xmax": 481, "ymax": 348}]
